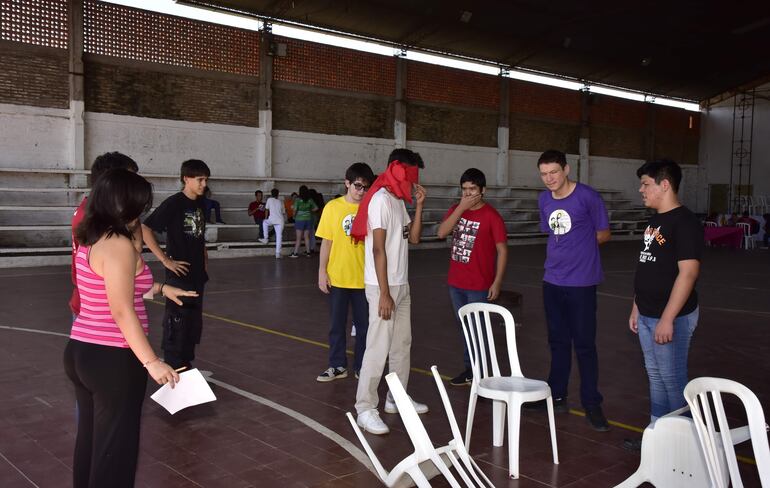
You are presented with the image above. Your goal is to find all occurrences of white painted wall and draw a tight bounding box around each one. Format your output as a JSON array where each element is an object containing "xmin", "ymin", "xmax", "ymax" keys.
[
  {"xmin": 271, "ymin": 130, "xmax": 394, "ymax": 178},
  {"xmin": 85, "ymin": 113, "xmax": 265, "ymax": 177},
  {"xmin": 1, "ymin": 103, "xmax": 717, "ymax": 213},
  {"xmin": 0, "ymin": 104, "xmax": 70, "ymax": 168},
  {"xmin": 699, "ymin": 82, "xmax": 770, "ymax": 208}
]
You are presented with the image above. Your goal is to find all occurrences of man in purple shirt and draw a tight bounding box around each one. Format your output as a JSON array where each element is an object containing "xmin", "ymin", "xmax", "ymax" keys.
[{"xmin": 527, "ymin": 149, "xmax": 611, "ymax": 431}]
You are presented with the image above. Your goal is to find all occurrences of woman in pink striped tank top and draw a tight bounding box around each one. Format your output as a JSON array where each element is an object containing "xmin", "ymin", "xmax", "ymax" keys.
[{"xmin": 63, "ymin": 169, "xmax": 198, "ymax": 488}]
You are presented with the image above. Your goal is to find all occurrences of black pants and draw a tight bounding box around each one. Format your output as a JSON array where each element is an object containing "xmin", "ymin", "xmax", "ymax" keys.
[
  {"xmin": 63, "ymin": 340, "xmax": 148, "ymax": 488},
  {"xmin": 161, "ymin": 286, "xmax": 205, "ymax": 369}
]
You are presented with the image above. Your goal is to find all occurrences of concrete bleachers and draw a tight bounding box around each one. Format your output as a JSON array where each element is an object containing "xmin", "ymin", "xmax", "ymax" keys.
[{"xmin": 0, "ymin": 167, "xmax": 649, "ymax": 266}]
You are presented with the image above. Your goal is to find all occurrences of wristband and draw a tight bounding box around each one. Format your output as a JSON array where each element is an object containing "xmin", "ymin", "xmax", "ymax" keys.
[
  {"xmin": 159, "ymin": 283, "xmax": 165, "ymax": 296},
  {"xmin": 142, "ymin": 357, "xmax": 160, "ymax": 368}
]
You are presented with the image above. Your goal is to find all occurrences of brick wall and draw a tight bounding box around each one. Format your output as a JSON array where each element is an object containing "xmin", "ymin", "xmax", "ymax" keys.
[
  {"xmin": 510, "ymin": 79, "xmax": 582, "ymax": 122},
  {"xmin": 272, "ymin": 84, "xmax": 393, "ymax": 138},
  {"xmin": 84, "ymin": 58, "xmax": 259, "ymax": 126},
  {"xmin": 0, "ymin": 42, "xmax": 68, "ymax": 108},
  {"xmin": 655, "ymin": 106, "xmax": 700, "ymax": 164},
  {"xmin": 274, "ymin": 37, "xmax": 395, "ymax": 96},
  {"xmin": 407, "ymin": 104, "xmax": 497, "ymax": 147},
  {"xmin": 407, "ymin": 62, "xmax": 499, "ymax": 110},
  {"xmin": 510, "ymin": 117, "xmax": 580, "ymax": 154}
]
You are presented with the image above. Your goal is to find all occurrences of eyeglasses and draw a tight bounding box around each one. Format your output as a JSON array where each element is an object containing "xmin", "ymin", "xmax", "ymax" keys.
[{"xmin": 352, "ymin": 183, "xmax": 370, "ymax": 191}]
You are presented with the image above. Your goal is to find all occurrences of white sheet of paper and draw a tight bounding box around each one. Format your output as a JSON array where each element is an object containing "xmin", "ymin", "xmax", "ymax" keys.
[{"xmin": 150, "ymin": 368, "xmax": 216, "ymax": 414}]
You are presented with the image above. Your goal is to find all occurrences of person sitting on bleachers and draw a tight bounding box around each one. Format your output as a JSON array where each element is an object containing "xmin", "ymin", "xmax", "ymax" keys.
[
  {"xmin": 247, "ymin": 190, "xmax": 267, "ymax": 239},
  {"xmin": 202, "ymin": 186, "xmax": 225, "ymax": 224}
]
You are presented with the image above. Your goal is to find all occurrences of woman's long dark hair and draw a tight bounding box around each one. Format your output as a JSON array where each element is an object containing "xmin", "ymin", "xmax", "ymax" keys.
[{"xmin": 76, "ymin": 169, "xmax": 153, "ymax": 246}]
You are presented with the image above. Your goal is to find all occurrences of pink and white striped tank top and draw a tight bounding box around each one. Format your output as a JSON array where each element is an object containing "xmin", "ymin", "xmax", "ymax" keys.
[{"xmin": 70, "ymin": 245, "xmax": 153, "ymax": 348}]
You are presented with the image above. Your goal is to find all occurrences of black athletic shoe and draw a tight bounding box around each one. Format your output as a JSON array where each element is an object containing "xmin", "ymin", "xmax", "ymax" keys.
[
  {"xmin": 524, "ymin": 397, "xmax": 569, "ymax": 413},
  {"xmin": 622, "ymin": 437, "xmax": 642, "ymax": 451},
  {"xmin": 449, "ymin": 369, "xmax": 473, "ymax": 386},
  {"xmin": 585, "ymin": 405, "xmax": 610, "ymax": 432}
]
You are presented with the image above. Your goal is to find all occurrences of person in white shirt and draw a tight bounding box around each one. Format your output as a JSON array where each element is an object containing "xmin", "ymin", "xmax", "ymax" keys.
[
  {"xmin": 351, "ymin": 148, "xmax": 428, "ymax": 435},
  {"xmin": 259, "ymin": 188, "xmax": 286, "ymax": 258}
]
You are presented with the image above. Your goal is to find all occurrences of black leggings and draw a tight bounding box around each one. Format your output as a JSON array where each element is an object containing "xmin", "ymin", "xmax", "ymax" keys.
[{"xmin": 63, "ymin": 340, "xmax": 148, "ymax": 488}]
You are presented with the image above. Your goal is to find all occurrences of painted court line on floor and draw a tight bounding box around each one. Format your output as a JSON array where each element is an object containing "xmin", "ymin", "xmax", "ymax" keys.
[
  {"xmin": 0, "ymin": 325, "xmax": 376, "ymax": 478},
  {"xmin": 2, "ymin": 324, "xmax": 757, "ymax": 467}
]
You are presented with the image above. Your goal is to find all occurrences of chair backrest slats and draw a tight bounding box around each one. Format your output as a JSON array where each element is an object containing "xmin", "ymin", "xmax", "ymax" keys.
[{"xmin": 459, "ymin": 303, "xmax": 523, "ymax": 380}]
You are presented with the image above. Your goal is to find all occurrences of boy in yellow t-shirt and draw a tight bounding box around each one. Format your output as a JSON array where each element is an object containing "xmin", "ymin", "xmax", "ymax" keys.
[{"xmin": 315, "ymin": 162, "xmax": 375, "ymax": 382}]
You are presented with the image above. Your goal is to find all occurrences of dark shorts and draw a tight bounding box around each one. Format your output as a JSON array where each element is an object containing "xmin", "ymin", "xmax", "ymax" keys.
[{"xmin": 295, "ymin": 220, "xmax": 313, "ymax": 231}]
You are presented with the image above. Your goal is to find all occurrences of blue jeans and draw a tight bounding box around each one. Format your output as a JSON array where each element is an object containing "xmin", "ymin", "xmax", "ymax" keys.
[
  {"xmin": 542, "ymin": 282, "xmax": 603, "ymax": 408},
  {"xmin": 328, "ymin": 287, "xmax": 368, "ymax": 372},
  {"xmin": 637, "ymin": 308, "xmax": 699, "ymax": 420},
  {"xmin": 448, "ymin": 285, "xmax": 489, "ymax": 370}
]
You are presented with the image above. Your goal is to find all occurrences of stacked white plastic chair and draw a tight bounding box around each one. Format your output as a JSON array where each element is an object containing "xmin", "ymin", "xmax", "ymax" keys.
[
  {"xmin": 346, "ymin": 369, "xmax": 496, "ymax": 487},
  {"xmin": 736, "ymin": 222, "xmax": 755, "ymax": 249},
  {"xmin": 684, "ymin": 377, "xmax": 770, "ymax": 488},
  {"xmin": 458, "ymin": 302, "xmax": 558, "ymax": 479}
]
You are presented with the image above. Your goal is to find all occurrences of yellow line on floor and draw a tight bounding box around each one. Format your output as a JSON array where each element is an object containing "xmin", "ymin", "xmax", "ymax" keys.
[{"xmin": 147, "ymin": 301, "xmax": 758, "ymax": 465}]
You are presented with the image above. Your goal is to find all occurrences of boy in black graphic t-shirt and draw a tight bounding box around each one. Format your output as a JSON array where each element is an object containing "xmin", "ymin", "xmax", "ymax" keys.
[
  {"xmin": 626, "ymin": 159, "xmax": 703, "ymax": 450},
  {"xmin": 142, "ymin": 160, "xmax": 210, "ymax": 369}
]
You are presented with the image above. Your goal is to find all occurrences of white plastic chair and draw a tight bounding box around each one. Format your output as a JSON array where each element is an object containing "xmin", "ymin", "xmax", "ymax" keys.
[
  {"xmin": 736, "ymin": 222, "xmax": 755, "ymax": 249},
  {"xmin": 458, "ymin": 302, "xmax": 558, "ymax": 479},
  {"xmin": 429, "ymin": 366, "xmax": 496, "ymax": 488},
  {"xmin": 705, "ymin": 221, "xmax": 718, "ymax": 228},
  {"xmin": 684, "ymin": 377, "xmax": 770, "ymax": 488},
  {"xmin": 614, "ymin": 406, "xmax": 720, "ymax": 488},
  {"xmin": 347, "ymin": 370, "xmax": 489, "ymax": 488}
]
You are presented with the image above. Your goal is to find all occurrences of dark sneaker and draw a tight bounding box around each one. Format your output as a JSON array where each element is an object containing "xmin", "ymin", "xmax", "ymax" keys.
[
  {"xmin": 524, "ymin": 397, "xmax": 568, "ymax": 413},
  {"xmin": 305, "ymin": 252, "xmax": 312, "ymax": 258},
  {"xmin": 449, "ymin": 369, "xmax": 473, "ymax": 386},
  {"xmin": 288, "ymin": 253, "xmax": 299, "ymax": 258},
  {"xmin": 623, "ymin": 437, "xmax": 642, "ymax": 451},
  {"xmin": 316, "ymin": 366, "xmax": 348, "ymax": 382},
  {"xmin": 354, "ymin": 370, "xmax": 359, "ymax": 379},
  {"xmin": 585, "ymin": 405, "xmax": 610, "ymax": 432}
]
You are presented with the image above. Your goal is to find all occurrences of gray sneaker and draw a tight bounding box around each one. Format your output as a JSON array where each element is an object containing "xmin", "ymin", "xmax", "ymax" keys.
[{"xmin": 316, "ymin": 366, "xmax": 348, "ymax": 382}]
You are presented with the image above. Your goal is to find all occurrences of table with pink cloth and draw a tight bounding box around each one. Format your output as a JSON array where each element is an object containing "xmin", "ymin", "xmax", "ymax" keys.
[{"xmin": 704, "ymin": 226, "xmax": 743, "ymax": 249}]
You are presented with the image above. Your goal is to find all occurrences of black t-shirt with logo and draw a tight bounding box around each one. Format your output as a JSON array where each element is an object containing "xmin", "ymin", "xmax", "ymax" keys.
[
  {"xmin": 144, "ymin": 192, "xmax": 208, "ymax": 288},
  {"xmin": 633, "ymin": 205, "xmax": 703, "ymax": 318}
]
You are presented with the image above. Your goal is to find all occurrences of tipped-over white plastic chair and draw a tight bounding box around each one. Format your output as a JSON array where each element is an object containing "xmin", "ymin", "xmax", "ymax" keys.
[
  {"xmin": 684, "ymin": 377, "xmax": 770, "ymax": 488},
  {"xmin": 614, "ymin": 406, "xmax": 719, "ymax": 488},
  {"xmin": 458, "ymin": 302, "xmax": 558, "ymax": 479},
  {"xmin": 429, "ymin": 366, "xmax": 496, "ymax": 488}
]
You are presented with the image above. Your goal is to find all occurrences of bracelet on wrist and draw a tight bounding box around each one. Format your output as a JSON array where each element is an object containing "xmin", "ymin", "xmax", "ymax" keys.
[
  {"xmin": 159, "ymin": 283, "xmax": 165, "ymax": 297},
  {"xmin": 142, "ymin": 357, "xmax": 160, "ymax": 368}
]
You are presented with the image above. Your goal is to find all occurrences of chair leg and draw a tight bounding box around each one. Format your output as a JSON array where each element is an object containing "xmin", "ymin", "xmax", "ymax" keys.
[
  {"xmin": 406, "ymin": 465, "xmax": 433, "ymax": 488},
  {"xmin": 492, "ymin": 400, "xmax": 506, "ymax": 447},
  {"xmin": 613, "ymin": 469, "xmax": 646, "ymax": 488},
  {"xmin": 546, "ymin": 396, "xmax": 559, "ymax": 464},
  {"xmin": 507, "ymin": 402, "xmax": 521, "ymax": 479},
  {"xmin": 465, "ymin": 392, "xmax": 478, "ymax": 451}
]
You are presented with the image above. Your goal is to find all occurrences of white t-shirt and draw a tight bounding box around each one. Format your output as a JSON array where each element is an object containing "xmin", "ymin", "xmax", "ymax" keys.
[
  {"xmin": 265, "ymin": 197, "xmax": 284, "ymax": 223},
  {"xmin": 364, "ymin": 188, "xmax": 412, "ymax": 286}
]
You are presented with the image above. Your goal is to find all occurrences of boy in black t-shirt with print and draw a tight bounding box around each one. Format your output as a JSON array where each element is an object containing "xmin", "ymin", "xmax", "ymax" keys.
[
  {"xmin": 142, "ymin": 159, "xmax": 210, "ymax": 369},
  {"xmin": 625, "ymin": 159, "xmax": 703, "ymax": 451}
]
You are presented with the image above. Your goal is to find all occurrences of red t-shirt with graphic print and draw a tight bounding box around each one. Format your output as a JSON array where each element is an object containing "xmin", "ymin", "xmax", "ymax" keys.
[{"xmin": 443, "ymin": 203, "xmax": 507, "ymax": 291}]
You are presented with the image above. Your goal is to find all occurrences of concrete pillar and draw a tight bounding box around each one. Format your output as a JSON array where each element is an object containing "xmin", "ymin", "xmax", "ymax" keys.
[
  {"xmin": 646, "ymin": 103, "xmax": 656, "ymax": 161},
  {"xmin": 394, "ymin": 56, "xmax": 407, "ymax": 148},
  {"xmin": 68, "ymin": 0, "xmax": 85, "ymax": 175},
  {"xmin": 578, "ymin": 90, "xmax": 591, "ymax": 184},
  {"xmin": 258, "ymin": 26, "xmax": 274, "ymax": 177},
  {"xmin": 496, "ymin": 76, "xmax": 510, "ymax": 187}
]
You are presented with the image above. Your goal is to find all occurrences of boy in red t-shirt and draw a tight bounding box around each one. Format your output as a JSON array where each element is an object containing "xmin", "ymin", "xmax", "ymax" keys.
[
  {"xmin": 247, "ymin": 190, "xmax": 267, "ymax": 239},
  {"xmin": 436, "ymin": 168, "xmax": 508, "ymax": 386}
]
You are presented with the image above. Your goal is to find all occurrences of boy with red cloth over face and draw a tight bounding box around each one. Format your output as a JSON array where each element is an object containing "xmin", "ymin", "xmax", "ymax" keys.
[{"xmin": 352, "ymin": 148, "xmax": 428, "ymax": 435}]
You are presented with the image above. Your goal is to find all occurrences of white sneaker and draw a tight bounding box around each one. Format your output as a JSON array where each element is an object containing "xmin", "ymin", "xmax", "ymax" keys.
[
  {"xmin": 384, "ymin": 397, "xmax": 429, "ymax": 414},
  {"xmin": 258, "ymin": 238, "xmax": 268, "ymax": 244},
  {"xmin": 356, "ymin": 409, "xmax": 389, "ymax": 435}
]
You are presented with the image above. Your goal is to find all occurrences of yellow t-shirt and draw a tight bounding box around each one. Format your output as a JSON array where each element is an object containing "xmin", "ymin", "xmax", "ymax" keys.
[{"xmin": 315, "ymin": 196, "xmax": 365, "ymax": 289}]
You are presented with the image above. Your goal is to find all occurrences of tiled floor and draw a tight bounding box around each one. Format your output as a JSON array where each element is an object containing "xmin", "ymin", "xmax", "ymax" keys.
[{"xmin": 0, "ymin": 241, "xmax": 768, "ymax": 487}]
